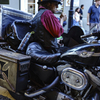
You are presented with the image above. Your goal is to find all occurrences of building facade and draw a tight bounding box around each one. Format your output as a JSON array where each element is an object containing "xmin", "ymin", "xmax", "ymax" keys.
[{"xmin": 0, "ymin": 0, "xmax": 93, "ymax": 32}]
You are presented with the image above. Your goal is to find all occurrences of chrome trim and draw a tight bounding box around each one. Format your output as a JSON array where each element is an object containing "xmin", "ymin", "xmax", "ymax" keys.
[
  {"xmin": 84, "ymin": 69, "xmax": 100, "ymax": 86},
  {"xmin": 61, "ymin": 51, "xmax": 100, "ymax": 58},
  {"xmin": 3, "ymin": 10, "xmax": 33, "ymax": 20},
  {"xmin": 61, "ymin": 51, "xmax": 77, "ymax": 57},
  {"xmin": 92, "ymin": 53, "xmax": 100, "ymax": 57},
  {"xmin": 57, "ymin": 92, "xmax": 74, "ymax": 100},
  {"xmin": 61, "ymin": 68, "xmax": 88, "ymax": 90},
  {"xmin": 24, "ymin": 90, "xmax": 45, "ymax": 97}
]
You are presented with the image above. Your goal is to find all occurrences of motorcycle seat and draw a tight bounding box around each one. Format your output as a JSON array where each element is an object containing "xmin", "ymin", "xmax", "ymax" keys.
[{"xmin": 26, "ymin": 42, "xmax": 61, "ymax": 65}]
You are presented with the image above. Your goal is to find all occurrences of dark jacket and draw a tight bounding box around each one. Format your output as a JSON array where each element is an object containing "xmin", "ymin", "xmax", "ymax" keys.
[{"xmin": 32, "ymin": 9, "xmax": 59, "ymax": 53}]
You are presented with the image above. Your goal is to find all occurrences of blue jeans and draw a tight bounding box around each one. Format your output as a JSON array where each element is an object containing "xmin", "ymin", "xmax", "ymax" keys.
[{"xmin": 73, "ymin": 19, "xmax": 79, "ymax": 26}]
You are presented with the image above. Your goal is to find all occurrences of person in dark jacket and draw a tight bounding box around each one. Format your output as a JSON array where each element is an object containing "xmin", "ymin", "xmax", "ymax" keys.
[
  {"xmin": 79, "ymin": 4, "xmax": 84, "ymax": 27},
  {"xmin": 32, "ymin": 0, "xmax": 67, "ymax": 54}
]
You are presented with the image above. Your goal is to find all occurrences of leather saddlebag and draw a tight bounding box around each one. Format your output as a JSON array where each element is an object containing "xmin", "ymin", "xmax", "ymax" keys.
[
  {"xmin": 0, "ymin": 5, "xmax": 33, "ymax": 44},
  {"xmin": 7, "ymin": 20, "xmax": 34, "ymax": 50},
  {"xmin": 0, "ymin": 49, "xmax": 31, "ymax": 92}
]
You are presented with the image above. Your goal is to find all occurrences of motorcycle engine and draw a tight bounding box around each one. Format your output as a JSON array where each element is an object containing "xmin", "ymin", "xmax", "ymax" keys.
[{"xmin": 60, "ymin": 67, "xmax": 88, "ymax": 90}]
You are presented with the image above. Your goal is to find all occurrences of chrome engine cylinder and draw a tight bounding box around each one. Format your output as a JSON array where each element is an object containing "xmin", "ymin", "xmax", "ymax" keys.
[{"xmin": 61, "ymin": 68, "xmax": 88, "ymax": 90}]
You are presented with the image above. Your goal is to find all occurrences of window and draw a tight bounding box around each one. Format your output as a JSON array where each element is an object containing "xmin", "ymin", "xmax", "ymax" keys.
[
  {"xmin": 28, "ymin": 0, "xmax": 35, "ymax": 14},
  {"xmin": 0, "ymin": 0, "xmax": 9, "ymax": 4},
  {"xmin": 21, "ymin": 0, "xmax": 38, "ymax": 15},
  {"xmin": 56, "ymin": 0, "xmax": 64, "ymax": 14}
]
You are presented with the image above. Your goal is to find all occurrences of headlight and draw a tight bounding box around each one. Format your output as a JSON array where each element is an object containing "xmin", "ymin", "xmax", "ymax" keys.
[{"xmin": 61, "ymin": 68, "xmax": 88, "ymax": 90}]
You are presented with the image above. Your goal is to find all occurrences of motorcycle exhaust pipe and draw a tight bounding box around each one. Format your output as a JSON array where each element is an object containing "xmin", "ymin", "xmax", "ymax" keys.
[{"xmin": 24, "ymin": 76, "xmax": 59, "ymax": 98}]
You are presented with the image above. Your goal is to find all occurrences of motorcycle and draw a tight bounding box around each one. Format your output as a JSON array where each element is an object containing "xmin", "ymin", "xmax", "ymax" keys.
[
  {"xmin": 0, "ymin": 5, "xmax": 100, "ymax": 100},
  {"xmin": 23, "ymin": 31, "xmax": 100, "ymax": 100}
]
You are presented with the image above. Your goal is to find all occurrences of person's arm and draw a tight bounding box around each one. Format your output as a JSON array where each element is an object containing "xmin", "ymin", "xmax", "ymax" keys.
[
  {"xmin": 87, "ymin": 13, "xmax": 90, "ymax": 25},
  {"xmin": 73, "ymin": 12, "xmax": 79, "ymax": 21},
  {"xmin": 73, "ymin": 12, "xmax": 76, "ymax": 20},
  {"xmin": 41, "ymin": 10, "xmax": 64, "ymax": 37},
  {"xmin": 59, "ymin": 13, "xmax": 67, "ymax": 26},
  {"xmin": 78, "ymin": 13, "xmax": 80, "ymax": 21},
  {"xmin": 87, "ymin": 6, "xmax": 92, "ymax": 25},
  {"xmin": 79, "ymin": 9, "xmax": 83, "ymax": 18}
]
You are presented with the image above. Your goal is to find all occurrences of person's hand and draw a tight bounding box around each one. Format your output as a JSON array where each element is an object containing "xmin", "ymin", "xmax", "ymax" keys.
[
  {"xmin": 60, "ymin": 13, "xmax": 67, "ymax": 21},
  {"xmin": 87, "ymin": 22, "xmax": 89, "ymax": 25},
  {"xmin": 60, "ymin": 13, "xmax": 67, "ymax": 26}
]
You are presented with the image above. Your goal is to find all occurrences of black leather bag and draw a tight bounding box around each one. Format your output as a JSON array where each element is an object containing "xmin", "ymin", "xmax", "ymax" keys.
[
  {"xmin": 7, "ymin": 20, "xmax": 34, "ymax": 50},
  {"xmin": 0, "ymin": 5, "xmax": 33, "ymax": 40}
]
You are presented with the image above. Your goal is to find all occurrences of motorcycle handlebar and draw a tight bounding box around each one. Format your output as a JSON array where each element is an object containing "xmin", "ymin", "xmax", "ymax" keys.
[
  {"xmin": 80, "ymin": 31, "xmax": 100, "ymax": 39},
  {"xmin": 80, "ymin": 33, "xmax": 93, "ymax": 38}
]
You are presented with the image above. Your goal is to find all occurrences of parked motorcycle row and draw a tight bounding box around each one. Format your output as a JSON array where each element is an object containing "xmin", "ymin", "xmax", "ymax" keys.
[{"xmin": 0, "ymin": 5, "xmax": 100, "ymax": 100}]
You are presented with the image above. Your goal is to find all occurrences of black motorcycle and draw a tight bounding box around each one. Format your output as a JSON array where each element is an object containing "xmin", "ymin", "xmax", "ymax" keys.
[{"xmin": 18, "ymin": 31, "xmax": 99, "ymax": 100}]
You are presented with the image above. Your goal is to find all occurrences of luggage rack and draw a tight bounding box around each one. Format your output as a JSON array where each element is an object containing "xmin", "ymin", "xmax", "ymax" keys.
[{"xmin": 0, "ymin": 42, "xmax": 16, "ymax": 52}]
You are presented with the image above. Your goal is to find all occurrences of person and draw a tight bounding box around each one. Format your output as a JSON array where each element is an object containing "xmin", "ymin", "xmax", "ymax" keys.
[
  {"xmin": 31, "ymin": 0, "xmax": 67, "ymax": 54},
  {"xmin": 99, "ymin": 6, "xmax": 100, "ymax": 30},
  {"xmin": 79, "ymin": 5, "xmax": 84, "ymax": 27},
  {"xmin": 87, "ymin": 0, "xmax": 100, "ymax": 31},
  {"xmin": 38, "ymin": 3, "xmax": 67, "ymax": 28},
  {"xmin": 73, "ymin": 7, "xmax": 80, "ymax": 26}
]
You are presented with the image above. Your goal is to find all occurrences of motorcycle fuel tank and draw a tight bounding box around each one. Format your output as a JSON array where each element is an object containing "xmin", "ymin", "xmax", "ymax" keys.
[{"xmin": 61, "ymin": 43, "xmax": 100, "ymax": 66}]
